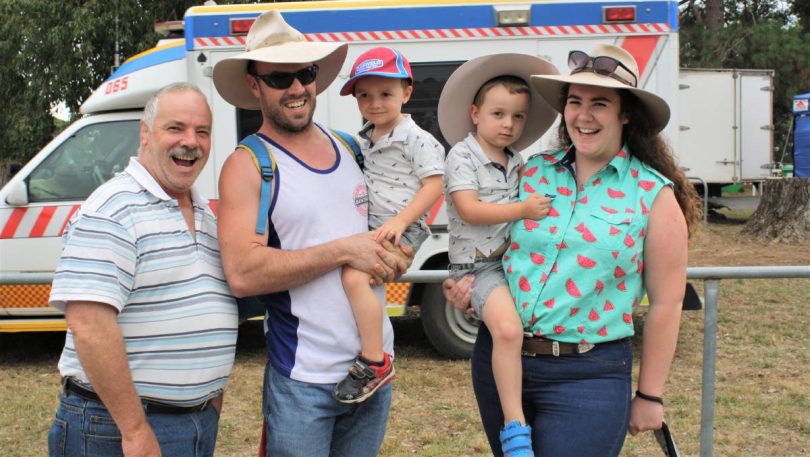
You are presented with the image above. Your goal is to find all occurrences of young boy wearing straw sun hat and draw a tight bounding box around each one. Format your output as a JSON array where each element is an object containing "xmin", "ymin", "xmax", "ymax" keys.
[
  {"xmin": 438, "ymin": 53, "xmax": 559, "ymax": 457},
  {"xmin": 445, "ymin": 43, "xmax": 700, "ymax": 456}
]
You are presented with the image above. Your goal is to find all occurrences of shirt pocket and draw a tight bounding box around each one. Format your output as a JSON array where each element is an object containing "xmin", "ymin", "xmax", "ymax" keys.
[{"xmin": 584, "ymin": 212, "xmax": 635, "ymax": 251}]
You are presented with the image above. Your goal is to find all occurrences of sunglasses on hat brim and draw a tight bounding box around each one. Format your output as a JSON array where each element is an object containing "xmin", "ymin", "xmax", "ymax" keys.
[
  {"xmin": 568, "ymin": 51, "xmax": 638, "ymax": 88},
  {"xmin": 251, "ymin": 64, "xmax": 319, "ymax": 90}
]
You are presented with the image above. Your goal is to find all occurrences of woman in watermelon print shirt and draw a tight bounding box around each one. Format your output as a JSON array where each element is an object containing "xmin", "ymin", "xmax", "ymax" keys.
[{"xmin": 445, "ymin": 44, "xmax": 701, "ymax": 456}]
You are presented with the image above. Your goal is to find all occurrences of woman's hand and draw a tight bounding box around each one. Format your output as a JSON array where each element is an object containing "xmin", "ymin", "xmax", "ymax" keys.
[
  {"xmin": 442, "ymin": 275, "xmax": 475, "ymax": 314},
  {"xmin": 628, "ymin": 396, "xmax": 664, "ymax": 435}
]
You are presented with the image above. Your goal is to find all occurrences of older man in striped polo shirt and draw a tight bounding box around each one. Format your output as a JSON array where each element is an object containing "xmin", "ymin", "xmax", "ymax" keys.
[{"xmin": 47, "ymin": 83, "xmax": 238, "ymax": 457}]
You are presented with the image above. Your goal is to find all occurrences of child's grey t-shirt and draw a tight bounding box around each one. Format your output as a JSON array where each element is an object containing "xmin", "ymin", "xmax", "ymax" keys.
[
  {"xmin": 445, "ymin": 133, "xmax": 524, "ymax": 264},
  {"xmin": 359, "ymin": 114, "xmax": 445, "ymax": 228}
]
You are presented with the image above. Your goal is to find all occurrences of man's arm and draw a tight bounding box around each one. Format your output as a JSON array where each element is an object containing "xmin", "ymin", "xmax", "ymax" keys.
[
  {"xmin": 66, "ymin": 301, "xmax": 161, "ymax": 457},
  {"xmin": 218, "ymin": 148, "xmax": 409, "ymax": 298}
]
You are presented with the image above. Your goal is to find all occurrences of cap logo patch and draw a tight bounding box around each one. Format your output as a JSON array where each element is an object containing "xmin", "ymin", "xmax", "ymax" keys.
[{"xmin": 356, "ymin": 58, "xmax": 384, "ymax": 74}]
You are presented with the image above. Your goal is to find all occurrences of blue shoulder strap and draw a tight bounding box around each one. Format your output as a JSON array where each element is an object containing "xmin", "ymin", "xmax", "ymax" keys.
[
  {"xmin": 238, "ymin": 134, "xmax": 275, "ymax": 235},
  {"xmin": 329, "ymin": 128, "xmax": 364, "ymax": 169},
  {"xmin": 239, "ymin": 130, "xmax": 361, "ymax": 236}
]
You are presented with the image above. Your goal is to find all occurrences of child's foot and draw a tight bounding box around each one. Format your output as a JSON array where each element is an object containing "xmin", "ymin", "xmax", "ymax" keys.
[
  {"xmin": 332, "ymin": 353, "xmax": 395, "ymax": 404},
  {"xmin": 500, "ymin": 420, "xmax": 534, "ymax": 457}
]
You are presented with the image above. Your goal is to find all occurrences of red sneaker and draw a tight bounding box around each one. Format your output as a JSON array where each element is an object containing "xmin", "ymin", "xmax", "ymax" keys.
[{"xmin": 332, "ymin": 353, "xmax": 395, "ymax": 404}]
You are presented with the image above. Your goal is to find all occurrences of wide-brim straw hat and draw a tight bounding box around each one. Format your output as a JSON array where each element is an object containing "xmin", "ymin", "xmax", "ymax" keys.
[
  {"xmin": 438, "ymin": 54, "xmax": 559, "ymax": 152},
  {"xmin": 529, "ymin": 44, "xmax": 670, "ymax": 132},
  {"xmin": 213, "ymin": 10, "xmax": 348, "ymax": 110}
]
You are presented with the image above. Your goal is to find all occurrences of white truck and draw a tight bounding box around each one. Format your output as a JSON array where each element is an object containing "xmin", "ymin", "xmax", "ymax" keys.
[
  {"xmin": 678, "ymin": 68, "xmax": 775, "ymax": 194},
  {"xmin": 0, "ymin": 0, "xmax": 682, "ymax": 358}
]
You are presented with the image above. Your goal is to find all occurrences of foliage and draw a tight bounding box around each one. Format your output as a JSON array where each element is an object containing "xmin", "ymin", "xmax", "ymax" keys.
[
  {"xmin": 0, "ymin": 0, "xmax": 252, "ymax": 163},
  {"xmin": 680, "ymin": 0, "xmax": 810, "ymax": 163}
]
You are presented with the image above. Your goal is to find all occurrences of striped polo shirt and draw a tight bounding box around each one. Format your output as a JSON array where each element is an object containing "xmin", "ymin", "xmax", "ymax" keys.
[
  {"xmin": 505, "ymin": 145, "xmax": 671, "ymax": 344},
  {"xmin": 50, "ymin": 158, "xmax": 238, "ymax": 406}
]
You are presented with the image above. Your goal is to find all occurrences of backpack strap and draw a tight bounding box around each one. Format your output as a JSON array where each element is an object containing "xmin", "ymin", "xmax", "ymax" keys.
[
  {"xmin": 329, "ymin": 128, "xmax": 364, "ymax": 170},
  {"xmin": 238, "ymin": 134, "xmax": 275, "ymax": 235}
]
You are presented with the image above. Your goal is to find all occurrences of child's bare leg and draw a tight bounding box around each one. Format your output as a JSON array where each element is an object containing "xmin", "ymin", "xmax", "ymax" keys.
[
  {"xmin": 481, "ymin": 285, "xmax": 526, "ymax": 425},
  {"xmin": 342, "ymin": 266, "xmax": 384, "ymax": 362}
]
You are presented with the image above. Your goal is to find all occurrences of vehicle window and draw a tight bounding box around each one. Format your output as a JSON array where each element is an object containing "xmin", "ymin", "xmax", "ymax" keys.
[
  {"xmin": 27, "ymin": 121, "xmax": 141, "ymax": 202},
  {"xmin": 235, "ymin": 61, "xmax": 462, "ymax": 151},
  {"xmin": 405, "ymin": 61, "xmax": 462, "ymax": 152}
]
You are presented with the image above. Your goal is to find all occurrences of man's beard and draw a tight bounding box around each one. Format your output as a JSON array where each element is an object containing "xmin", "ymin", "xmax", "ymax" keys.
[{"xmin": 261, "ymin": 93, "xmax": 316, "ymax": 133}]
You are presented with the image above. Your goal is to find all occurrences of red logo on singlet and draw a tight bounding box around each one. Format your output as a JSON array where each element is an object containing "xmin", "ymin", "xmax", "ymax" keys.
[{"xmin": 353, "ymin": 184, "xmax": 368, "ymax": 216}]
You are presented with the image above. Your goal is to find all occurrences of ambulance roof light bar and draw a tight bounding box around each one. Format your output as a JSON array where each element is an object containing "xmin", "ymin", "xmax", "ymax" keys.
[
  {"xmin": 603, "ymin": 5, "xmax": 636, "ymax": 23},
  {"xmin": 494, "ymin": 5, "xmax": 531, "ymax": 27},
  {"xmin": 231, "ymin": 18, "xmax": 256, "ymax": 35},
  {"xmin": 154, "ymin": 20, "xmax": 184, "ymax": 38}
]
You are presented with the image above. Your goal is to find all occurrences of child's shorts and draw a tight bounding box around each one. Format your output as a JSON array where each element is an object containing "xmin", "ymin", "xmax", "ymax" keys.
[
  {"xmin": 448, "ymin": 258, "xmax": 507, "ymax": 317},
  {"xmin": 368, "ymin": 214, "xmax": 429, "ymax": 253}
]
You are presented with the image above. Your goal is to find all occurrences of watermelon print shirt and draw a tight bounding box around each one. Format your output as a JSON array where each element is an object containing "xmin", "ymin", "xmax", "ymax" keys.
[{"xmin": 504, "ymin": 145, "xmax": 672, "ymax": 344}]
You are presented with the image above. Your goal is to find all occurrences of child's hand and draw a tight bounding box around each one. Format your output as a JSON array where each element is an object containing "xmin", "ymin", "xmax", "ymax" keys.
[
  {"xmin": 520, "ymin": 194, "xmax": 553, "ymax": 220},
  {"xmin": 375, "ymin": 218, "xmax": 408, "ymax": 245}
]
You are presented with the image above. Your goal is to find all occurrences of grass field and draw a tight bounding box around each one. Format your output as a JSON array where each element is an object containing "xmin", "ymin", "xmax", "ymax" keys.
[{"xmin": 1, "ymin": 220, "xmax": 808, "ymax": 456}]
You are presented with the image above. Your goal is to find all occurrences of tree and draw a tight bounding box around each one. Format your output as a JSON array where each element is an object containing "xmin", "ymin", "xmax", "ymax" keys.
[
  {"xmin": 0, "ymin": 0, "xmax": 254, "ymax": 166},
  {"xmin": 680, "ymin": 0, "xmax": 810, "ymax": 243},
  {"xmin": 679, "ymin": 0, "xmax": 809, "ymax": 164},
  {"xmin": 743, "ymin": 178, "xmax": 810, "ymax": 242}
]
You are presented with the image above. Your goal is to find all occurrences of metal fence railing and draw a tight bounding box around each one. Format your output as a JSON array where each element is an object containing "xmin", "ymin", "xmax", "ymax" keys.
[{"xmin": 3, "ymin": 265, "xmax": 810, "ymax": 457}]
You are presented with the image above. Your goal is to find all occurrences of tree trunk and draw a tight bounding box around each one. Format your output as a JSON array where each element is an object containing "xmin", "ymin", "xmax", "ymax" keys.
[
  {"xmin": 705, "ymin": 0, "xmax": 724, "ymax": 32},
  {"xmin": 743, "ymin": 178, "xmax": 810, "ymax": 243}
]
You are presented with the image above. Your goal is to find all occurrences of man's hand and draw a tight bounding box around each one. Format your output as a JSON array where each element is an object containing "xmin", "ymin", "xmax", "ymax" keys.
[
  {"xmin": 368, "ymin": 239, "xmax": 414, "ymax": 285},
  {"xmin": 342, "ymin": 232, "xmax": 392, "ymax": 284},
  {"xmin": 442, "ymin": 276, "xmax": 474, "ymax": 313},
  {"xmin": 520, "ymin": 194, "xmax": 552, "ymax": 220},
  {"xmin": 121, "ymin": 421, "xmax": 161, "ymax": 457}
]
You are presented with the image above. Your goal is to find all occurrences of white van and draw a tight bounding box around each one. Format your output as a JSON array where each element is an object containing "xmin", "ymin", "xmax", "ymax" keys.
[{"xmin": 0, "ymin": 0, "xmax": 682, "ymax": 357}]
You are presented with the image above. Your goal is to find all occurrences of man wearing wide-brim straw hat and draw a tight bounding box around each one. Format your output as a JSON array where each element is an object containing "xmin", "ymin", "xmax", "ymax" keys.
[{"xmin": 214, "ymin": 10, "xmax": 412, "ymax": 457}]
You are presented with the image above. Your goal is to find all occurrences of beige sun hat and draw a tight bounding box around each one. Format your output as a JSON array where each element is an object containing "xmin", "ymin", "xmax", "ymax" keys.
[
  {"xmin": 529, "ymin": 44, "xmax": 671, "ymax": 132},
  {"xmin": 213, "ymin": 10, "xmax": 348, "ymax": 110},
  {"xmin": 437, "ymin": 54, "xmax": 560, "ymax": 152}
]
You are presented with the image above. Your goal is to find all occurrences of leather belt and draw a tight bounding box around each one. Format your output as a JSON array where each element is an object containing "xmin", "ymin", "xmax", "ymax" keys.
[
  {"xmin": 62, "ymin": 377, "xmax": 214, "ymax": 415},
  {"xmin": 521, "ymin": 334, "xmax": 595, "ymax": 357}
]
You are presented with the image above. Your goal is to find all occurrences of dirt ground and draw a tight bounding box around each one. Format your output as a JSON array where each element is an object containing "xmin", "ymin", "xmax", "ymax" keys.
[
  {"xmin": 1, "ymin": 204, "xmax": 807, "ymax": 457},
  {"xmin": 688, "ymin": 218, "xmax": 808, "ymax": 266}
]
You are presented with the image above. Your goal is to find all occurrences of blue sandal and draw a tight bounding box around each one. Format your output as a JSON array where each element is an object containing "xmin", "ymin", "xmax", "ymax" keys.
[{"xmin": 500, "ymin": 420, "xmax": 534, "ymax": 457}]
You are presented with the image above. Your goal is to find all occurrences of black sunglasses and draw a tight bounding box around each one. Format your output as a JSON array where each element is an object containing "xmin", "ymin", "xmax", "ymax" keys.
[
  {"xmin": 252, "ymin": 64, "xmax": 319, "ymax": 89},
  {"xmin": 568, "ymin": 50, "xmax": 638, "ymax": 88}
]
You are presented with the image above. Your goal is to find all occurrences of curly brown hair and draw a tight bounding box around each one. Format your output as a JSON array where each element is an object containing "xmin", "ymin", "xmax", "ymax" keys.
[{"xmin": 556, "ymin": 85, "xmax": 702, "ymax": 236}]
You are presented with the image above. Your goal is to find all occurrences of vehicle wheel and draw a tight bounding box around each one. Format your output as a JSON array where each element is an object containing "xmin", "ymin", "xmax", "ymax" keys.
[{"xmin": 419, "ymin": 280, "xmax": 479, "ymax": 359}]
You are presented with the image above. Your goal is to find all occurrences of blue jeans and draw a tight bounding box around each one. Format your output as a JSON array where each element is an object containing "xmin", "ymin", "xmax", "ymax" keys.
[
  {"xmin": 47, "ymin": 392, "xmax": 220, "ymax": 457},
  {"xmin": 263, "ymin": 363, "xmax": 391, "ymax": 457},
  {"xmin": 472, "ymin": 324, "xmax": 632, "ymax": 457}
]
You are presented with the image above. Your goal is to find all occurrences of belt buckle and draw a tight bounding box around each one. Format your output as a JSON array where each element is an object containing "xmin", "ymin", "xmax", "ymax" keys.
[{"xmin": 577, "ymin": 342, "xmax": 595, "ymax": 353}]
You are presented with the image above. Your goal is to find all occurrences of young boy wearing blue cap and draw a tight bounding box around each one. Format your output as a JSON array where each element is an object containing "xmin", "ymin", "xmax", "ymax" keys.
[{"xmin": 334, "ymin": 47, "xmax": 445, "ymax": 403}]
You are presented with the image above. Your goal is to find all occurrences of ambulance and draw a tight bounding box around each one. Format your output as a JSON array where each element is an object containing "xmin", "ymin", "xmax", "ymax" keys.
[{"xmin": 0, "ymin": 0, "xmax": 681, "ymax": 358}]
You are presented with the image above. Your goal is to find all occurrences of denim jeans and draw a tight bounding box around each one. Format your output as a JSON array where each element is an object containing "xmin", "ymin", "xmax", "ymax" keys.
[
  {"xmin": 472, "ymin": 324, "xmax": 632, "ymax": 457},
  {"xmin": 47, "ymin": 391, "xmax": 220, "ymax": 457},
  {"xmin": 263, "ymin": 363, "xmax": 391, "ymax": 457}
]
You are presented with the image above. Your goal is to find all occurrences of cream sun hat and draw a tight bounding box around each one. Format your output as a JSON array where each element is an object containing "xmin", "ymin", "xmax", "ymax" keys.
[
  {"xmin": 437, "ymin": 54, "xmax": 560, "ymax": 152},
  {"xmin": 213, "ymin": 10, "xmax": 348, "ymax": 110},
  {"xmin": 529, "ymin": 43, "xmax": 671, "ymax": 132}
]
